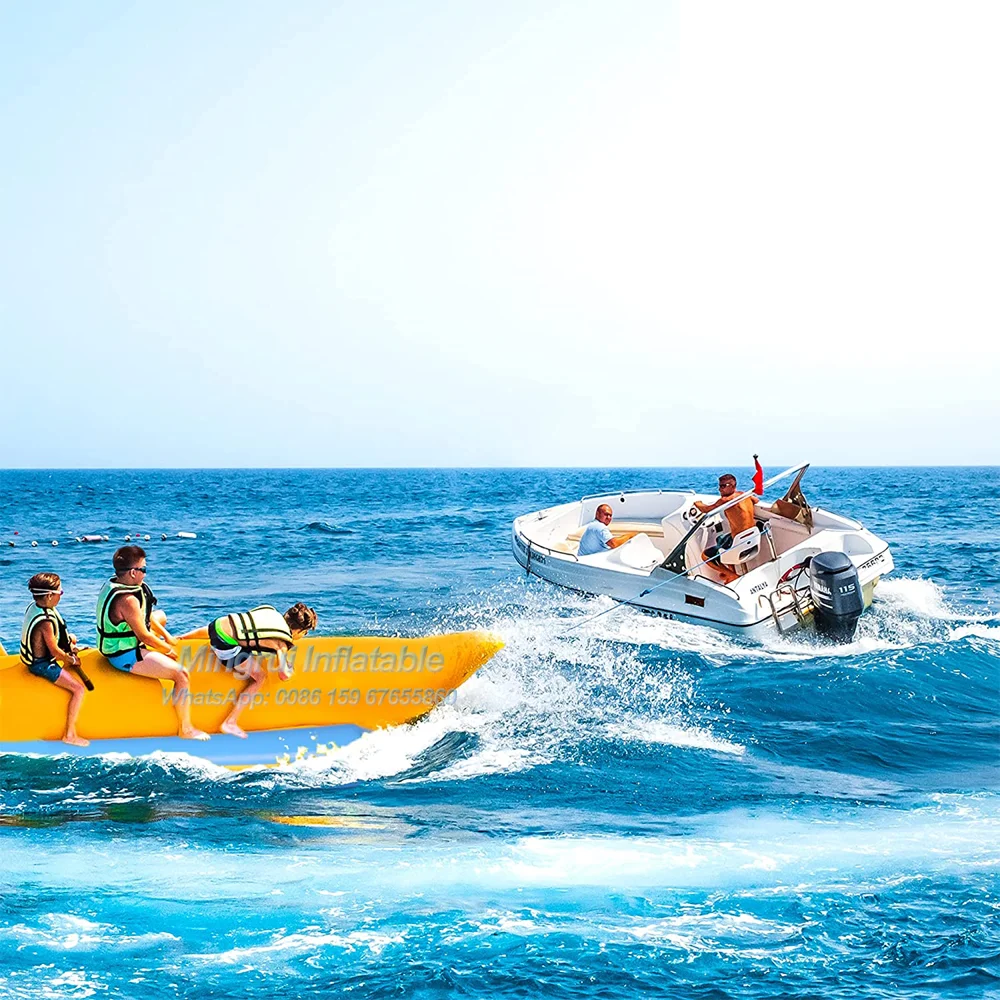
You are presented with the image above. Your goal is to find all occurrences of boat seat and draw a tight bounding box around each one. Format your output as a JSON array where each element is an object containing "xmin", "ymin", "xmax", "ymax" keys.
[
  {"xmin": 565, "ymin": 520, "xmax": 664, "ymax": 542},
  {"xmin": 764, "ymin": 511, "xmax": 812, "ymax": 555},
  {"xmin": 718, "ymin": 526, "xmax": 761, "ymax": 567},
  {"xmin": 616, "ymin": 533, "xmax": 663, "ymax": 571}
]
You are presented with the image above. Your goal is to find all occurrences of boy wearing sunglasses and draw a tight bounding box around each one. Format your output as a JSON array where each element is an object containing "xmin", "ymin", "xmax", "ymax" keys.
[
  {"xmin": 20, "ymin": 572, "xmax": 89, "ymax": 746},
  {"xmin": 96, "ymin": 545, "xmax": 208, "ymax": 740}
]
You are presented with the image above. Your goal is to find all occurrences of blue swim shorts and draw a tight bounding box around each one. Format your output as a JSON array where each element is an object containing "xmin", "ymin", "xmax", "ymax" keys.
[
  {"xmin": 106, "ymin": 648, "xmax": 141, "ymax": 672},
  {"xmin": 28, "ymin": 658, "xmax": 63, "ymax": 684}
]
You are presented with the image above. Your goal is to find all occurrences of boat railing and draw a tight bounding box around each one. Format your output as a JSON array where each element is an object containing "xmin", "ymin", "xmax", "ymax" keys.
[
  {"xmin": 514, "ymin": 527, "xmax": 580, "ymax": 564},
  {"xmin": 579, "ymin": 487, "xmax": 691, "ymax": 502}
]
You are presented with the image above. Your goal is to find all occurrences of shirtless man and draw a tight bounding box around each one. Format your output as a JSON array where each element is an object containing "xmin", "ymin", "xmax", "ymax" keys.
[
  {"xmin": 695, "ymin": 474, "xmax": 758, "ymax": 582},
  {"xmin": 96, "ymin": 545, "xmax": 208, "ymax": 740}
]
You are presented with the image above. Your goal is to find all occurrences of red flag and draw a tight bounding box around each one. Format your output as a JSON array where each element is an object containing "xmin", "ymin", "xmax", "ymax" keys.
[{"xmin": 752, "ymin": 455, "xmax": 764, "ymax": 495}]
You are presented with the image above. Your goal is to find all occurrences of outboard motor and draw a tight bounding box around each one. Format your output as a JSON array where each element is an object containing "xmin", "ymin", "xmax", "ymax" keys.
[{"xmin": 808, "ymin": 551, "xmax": 863, "ymax": 641}]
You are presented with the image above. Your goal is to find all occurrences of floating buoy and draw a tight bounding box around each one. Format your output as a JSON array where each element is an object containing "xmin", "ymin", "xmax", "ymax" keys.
[
  {"xmin": 144, "ymin": 534, "xmax": 151, "ymax": 541},
  {"xmin": 124, "ymin": 535, "xmax": 131, "ymax": 542},
  {"xmin": 31, "ymin": 541, "xmax": 38, "ymax": 547},
  {"xmin": 161, "ymin": 533, "xmax": 168, "ymax": 541},
  {"xmin": 177, "ymin": 531, "xmax": 197, "ymax": 540},
  {"xmin": 6, "ymin": 541, "xmax": 14, "ymax": 547},
  {"xmin": 51, "ymin": 540, "xmax": 58, "ymax": 547},
  {"xmin": 81, "ymin": 535, "xmax": 104, "ymax": 543}
]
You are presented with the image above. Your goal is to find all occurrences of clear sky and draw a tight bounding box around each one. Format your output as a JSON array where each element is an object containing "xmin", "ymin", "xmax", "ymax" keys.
[{"xmin": 1, "ymin": 1, "xmax": 997, "ymax": 468}]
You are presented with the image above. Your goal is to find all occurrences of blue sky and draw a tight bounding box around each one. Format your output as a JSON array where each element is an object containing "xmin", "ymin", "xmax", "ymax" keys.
[{"xmin": 1, "ymin": 1, "xmax": 997, "ymax": 467}]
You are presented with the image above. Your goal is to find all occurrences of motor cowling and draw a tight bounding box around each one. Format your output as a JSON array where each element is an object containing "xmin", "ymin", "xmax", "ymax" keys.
[{"xmin": 808, "ymin": 551, "xmax": 863, "ymax": 641}]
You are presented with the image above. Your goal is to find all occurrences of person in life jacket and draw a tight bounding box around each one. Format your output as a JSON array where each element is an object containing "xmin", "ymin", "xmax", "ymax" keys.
[
  {"xmin": 694, "ymin": 473, "xmax": 759, "ymax": 583},
  {"xmin": 20, "ymin": 572, "xmax": 89, "ymax": 746},
  {"xmin": 180, "ymin": 603, "xmax": 318, "ymax": 738},
  {"xmin": 96, "ymin": 545, "xmax": 208, "ymax": 741}
]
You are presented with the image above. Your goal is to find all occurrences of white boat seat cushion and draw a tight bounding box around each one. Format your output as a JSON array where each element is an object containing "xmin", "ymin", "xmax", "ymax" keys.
[
  {"xmin": 616, "ymin": 533, "xmax": 663, "ymax": 571},
  {"xmin": 565, "ymin": 520, "xmax": 664, "ymax": 542},
  {"xmin": 719, "ymin": 526, "xmax": 761, "ymax": 566}
]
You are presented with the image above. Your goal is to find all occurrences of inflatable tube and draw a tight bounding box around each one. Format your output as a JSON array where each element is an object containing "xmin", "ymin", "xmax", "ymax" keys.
[{"xmin": 0, "ymin": 631, "xmax": 502, "ymax": 767}]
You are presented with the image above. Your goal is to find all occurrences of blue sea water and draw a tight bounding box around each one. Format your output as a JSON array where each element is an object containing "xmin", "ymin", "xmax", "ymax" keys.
[{"xmin": 0, "ymin": 467, "xmax": 997, "ymax": 999}]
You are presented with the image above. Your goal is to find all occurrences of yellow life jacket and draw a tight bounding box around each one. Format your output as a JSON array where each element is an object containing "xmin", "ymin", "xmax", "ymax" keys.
[
  {"xmin": 20, "ymin": 603, "xmax": 70, "ymax": 665},
  {"xmin": 225, "ymin": 606, "xmax": 293, "ymax": 652}
]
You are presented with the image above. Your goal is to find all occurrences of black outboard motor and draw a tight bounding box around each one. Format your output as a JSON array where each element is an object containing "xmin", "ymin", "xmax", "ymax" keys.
[{"xmin": 809, "ymin": 551, "xmax": 863, "ymax": 641}]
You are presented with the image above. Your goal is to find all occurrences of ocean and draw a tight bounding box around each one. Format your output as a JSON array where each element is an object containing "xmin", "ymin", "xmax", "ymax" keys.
[{"xmin": 0, "ymin": 467, "xmax": 997, "ymax": 999}]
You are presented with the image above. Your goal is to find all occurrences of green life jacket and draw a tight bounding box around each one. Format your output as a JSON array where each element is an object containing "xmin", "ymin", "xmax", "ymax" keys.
[
  {"xmin": 96, "ymin": 579, "xmax": 156, "ymax": 656},
  {"xmin": 20, "ymin": 603, "xmax": 70, "ymax": 665},
  {"xmin": 223, "ymin": 606, "xmax": 293, "ymax": 652}
]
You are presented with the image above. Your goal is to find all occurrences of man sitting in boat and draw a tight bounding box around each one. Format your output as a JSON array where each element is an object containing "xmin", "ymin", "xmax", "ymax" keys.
[
  {"xmin": 20, "ymin": 573, "xmax": 89, "ymax": 747},
  {"xmin": 577, "ymin": 504, "xmax": 637, "ymax": 556},
  {"xmin": 694, "ymin": 474, "xmax": 758, "ymax": 583},
  {"xmin": 96, "ymin": 545, "xmax": 209, "ymax": 740},
  {"xmin": 181, "ymin": 604, "xmax": 318, "ymax": 738}
]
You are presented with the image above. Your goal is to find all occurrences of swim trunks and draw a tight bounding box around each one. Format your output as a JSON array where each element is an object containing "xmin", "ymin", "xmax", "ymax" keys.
[
  {"xmin": 28, "ymin": 658, "xmax": 63, "ymax": 684},
  {"xmin": 106, "ymin": 648, "xmax": 141, "ymax": 672},
  {"xmin": 208, "ymin": 619, "xmax": 253, "ymax": 671}
]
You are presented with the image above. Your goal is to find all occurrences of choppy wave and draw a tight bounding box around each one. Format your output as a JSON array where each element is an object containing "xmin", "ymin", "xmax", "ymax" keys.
[{"xmin": 303, "ymin": 521, "xmax": 354, "ymax": 535}]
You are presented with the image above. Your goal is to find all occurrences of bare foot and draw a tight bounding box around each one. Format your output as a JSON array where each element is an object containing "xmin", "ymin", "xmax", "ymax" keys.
[
  {"xmin": 220, "ymin": 721, "xmax": 248, "ymax": 739},
  {"xmin": 63, "ymin": 734, "xmax": 90, "ymax": 747},
  {"xmin": 180, "ymin": 728, "xmax": 210, "ymax": 741}
]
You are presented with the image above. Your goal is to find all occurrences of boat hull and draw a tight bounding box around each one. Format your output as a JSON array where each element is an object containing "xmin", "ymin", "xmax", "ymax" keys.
[{"xmin": 0, "ymin": 631, "xmax": 503, "ymax": 767}]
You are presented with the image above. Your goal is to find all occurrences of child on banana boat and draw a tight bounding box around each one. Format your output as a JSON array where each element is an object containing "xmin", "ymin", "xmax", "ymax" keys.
[
  {"xmin": 180, "ymin": 604, "xmax": 318, "ymax": 738},
  {"xmin": 20, "ymin": 573, "xmax": 90, "ymax": 747},
  {"xmin": 96, "ymin": 545, "xmax": 209, "ymax": 740}
]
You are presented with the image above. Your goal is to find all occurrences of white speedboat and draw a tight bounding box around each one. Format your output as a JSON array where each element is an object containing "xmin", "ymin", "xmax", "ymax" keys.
[{"xmin": 512, "ymin": 464, "xmax": 893, "ymax": 640}]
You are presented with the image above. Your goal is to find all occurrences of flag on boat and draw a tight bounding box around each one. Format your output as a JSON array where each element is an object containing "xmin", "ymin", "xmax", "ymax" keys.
[{"xmin": 752, "ymin": 455, "xmax": 764, "ymax": 495}]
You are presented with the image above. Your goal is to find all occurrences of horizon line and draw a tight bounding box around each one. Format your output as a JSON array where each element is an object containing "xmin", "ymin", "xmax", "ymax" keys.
[{"xmin": 0, "ymin": 464, "xmax": 997, "ymax": 472}]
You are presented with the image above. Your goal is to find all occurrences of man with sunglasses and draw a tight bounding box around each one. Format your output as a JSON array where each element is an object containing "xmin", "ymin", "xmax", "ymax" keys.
[
  {"xmin": 694, "ymin": 473, "xmax": 759, "ymax": 583},
  {"xmin": 96, "ymin": 545, "xmax": 208, "ymax": 740}
]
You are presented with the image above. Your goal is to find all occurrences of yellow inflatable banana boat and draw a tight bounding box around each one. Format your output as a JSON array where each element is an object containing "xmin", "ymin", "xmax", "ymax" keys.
[{"xmin": 0, "ymin": 632, "xmax": 503, "ymax": 767}]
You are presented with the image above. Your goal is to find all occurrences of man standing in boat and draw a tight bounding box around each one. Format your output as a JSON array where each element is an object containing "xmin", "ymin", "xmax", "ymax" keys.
[
  {"xmin": 577, "ymin": 504, "xmax": 637, "ymax": 556},
  {"xmin": 694, "ymin": 474, "xmax": 758, "ymax": 581},
  {"xmin": 96, "ymin": 545, "xmax": 208, "ymax": 740}
]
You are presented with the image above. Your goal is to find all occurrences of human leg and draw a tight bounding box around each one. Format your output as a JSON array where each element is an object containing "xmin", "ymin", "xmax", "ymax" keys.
[
  {"xmin": 53, "ymin": 670, "xmax": 89, "ymax": 746},
  {"xmin": 220, "ymin": 658, "xmax": 265, "ymax": 739},
  {"xmin": 130, "ymin": 652, "xmax": 209, "ymax": 740}
]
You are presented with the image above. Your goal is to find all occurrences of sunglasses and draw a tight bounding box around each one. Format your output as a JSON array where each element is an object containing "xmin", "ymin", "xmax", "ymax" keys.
[{"xmin": 128, "ymin": 566, "xmax": 148, "ymax": 575}]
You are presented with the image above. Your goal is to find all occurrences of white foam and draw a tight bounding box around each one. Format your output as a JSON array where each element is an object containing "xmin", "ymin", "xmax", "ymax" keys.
[
  {"xmin": 485, "ymin": 799, "xmax": 1000, "ymax": 889},
  {"xmin": 281, "ymin": 589, "xmax": 734, "ymax": 786},
  {"xmin": 466, "ymin": 908, "xmax": 804, "ymax": 957},
  {"xmin": 948, "ymin": 623, "xmax": 1000, "ymax": 643},
  {"xmin": 198, "ymin": 928, "xmax": 405, "ymax": 963},
  {"xmin": 1, "ymin": 913, "xmax": 179, "ymax": 952},
  {"xmin": 606, "ymin": 718, "xmax": 745, "ymax": 755},
  {"xmin": 0, "ymin": 798, "xmax": 995, "ymax": 904},
  {"xmin": 876, "ymin": 577, "xmax": 960, "ymax": 620}
]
